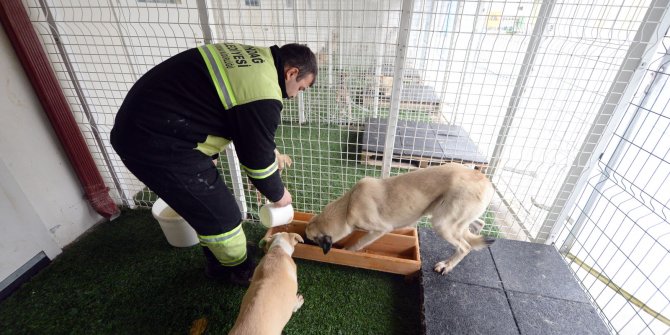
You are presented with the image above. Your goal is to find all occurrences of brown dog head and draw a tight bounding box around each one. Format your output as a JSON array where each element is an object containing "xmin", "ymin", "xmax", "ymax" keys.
[
  {"xmin": 305, "ymin": 215, "xmax": 333, "ymax": 254},
  {"xmin": 305, "ymin": 212, "xmax": 354, "ymax": 255},
  {"xmin": 305, "ymin": 190, "xmax": 357, "ymax": 255},
  {"xmin": 260, "ymin": 232, "xmax": 304, "ymax": 253}
]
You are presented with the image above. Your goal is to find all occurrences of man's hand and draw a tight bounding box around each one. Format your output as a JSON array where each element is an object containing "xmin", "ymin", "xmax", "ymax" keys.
[{"xmin": 273, "ymin": 187, "xmax": 292, "ymax": 208}]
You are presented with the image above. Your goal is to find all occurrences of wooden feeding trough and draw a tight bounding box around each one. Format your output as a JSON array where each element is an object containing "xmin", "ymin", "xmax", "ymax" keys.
[{"xmin": 263, "ymin": 212, "xmax": 421, "ymax": 276}]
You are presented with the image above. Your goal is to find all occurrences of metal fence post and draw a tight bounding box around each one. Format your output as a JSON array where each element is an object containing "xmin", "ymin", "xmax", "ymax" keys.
[
  {"xmin": 542, "ymin": 0, "xmax": 670, "ymax": 245},
  {"xmin": 381, "ymin": 0, "xmax": 414, "ymax": 178}
]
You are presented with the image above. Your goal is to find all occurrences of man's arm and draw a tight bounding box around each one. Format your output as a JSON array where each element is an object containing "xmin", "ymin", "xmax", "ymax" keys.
[{"xmin": 229, "ymin": 99, "xmax": 288, "ymax": 203}]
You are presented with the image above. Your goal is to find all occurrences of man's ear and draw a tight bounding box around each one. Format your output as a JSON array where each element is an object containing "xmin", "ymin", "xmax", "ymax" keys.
[{"xmin": 285, "ymin": 67, "xmax": 299, "ymax": 80}]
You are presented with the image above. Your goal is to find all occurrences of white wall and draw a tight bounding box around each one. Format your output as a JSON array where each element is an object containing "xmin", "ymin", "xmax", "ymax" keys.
[{"xmin": 0, "ymin": 25, "xmax": 104, "ymax": 283}]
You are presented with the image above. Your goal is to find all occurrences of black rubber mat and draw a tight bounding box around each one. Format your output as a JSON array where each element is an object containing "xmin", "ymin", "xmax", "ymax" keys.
[{"xmin": 419, "ymin": 228, "xmax": 610, "ymax": 335}]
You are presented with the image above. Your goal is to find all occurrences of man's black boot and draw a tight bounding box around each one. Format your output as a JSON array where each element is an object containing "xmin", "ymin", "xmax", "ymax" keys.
[{"xmin": 202, "ymin": 246, "xmax": 256, "ymax": 286}]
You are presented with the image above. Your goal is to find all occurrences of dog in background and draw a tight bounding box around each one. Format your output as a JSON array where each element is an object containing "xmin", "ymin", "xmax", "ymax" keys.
[
  {"xmin": 228, "ymin": 232, "xmax": 304, "ymax": 335},
  {"xmin": 274, "ymin": 149, "xmax": 293, "ymax": 172},
  {"xmin": 305, "ymin": 163, "xmax": 495, "ymax": 275}
]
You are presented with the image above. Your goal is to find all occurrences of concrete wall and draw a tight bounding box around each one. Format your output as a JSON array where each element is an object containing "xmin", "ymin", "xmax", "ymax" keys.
[{"xmin": 0, "ymin": 25, "xmax": 103, "ymax": 285}]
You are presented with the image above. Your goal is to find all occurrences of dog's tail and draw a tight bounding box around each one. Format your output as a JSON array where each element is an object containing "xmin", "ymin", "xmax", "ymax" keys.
[
  {"xmin": 468, "ymin": 234, "xmax": 495, "ymax": 251},
  {"xmin": 467, "ymin": 219, "xmax": 496, "ymax": 250}
]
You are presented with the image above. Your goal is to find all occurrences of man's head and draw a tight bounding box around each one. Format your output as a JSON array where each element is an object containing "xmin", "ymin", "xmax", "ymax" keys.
[{"xmin": 279, "ymin": 43, "xmax": 318, "ymax": 98}]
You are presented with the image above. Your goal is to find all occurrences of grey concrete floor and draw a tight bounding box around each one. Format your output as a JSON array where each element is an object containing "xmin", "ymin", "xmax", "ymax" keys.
[{"xmin": 419, "ymin": 228, "xmax": 611, "ymax": 335}]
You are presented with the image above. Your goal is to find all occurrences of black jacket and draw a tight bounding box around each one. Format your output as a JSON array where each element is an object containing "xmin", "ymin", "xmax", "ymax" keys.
[{"xmin": 111, "ymin": 45, "xmax": 287, "ymax": 202}]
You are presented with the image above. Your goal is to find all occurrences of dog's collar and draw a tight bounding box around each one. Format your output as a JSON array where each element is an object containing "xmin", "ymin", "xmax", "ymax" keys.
[{"xmin": 270, "ymin": 236, "xmax": 295, "ymax": 256}]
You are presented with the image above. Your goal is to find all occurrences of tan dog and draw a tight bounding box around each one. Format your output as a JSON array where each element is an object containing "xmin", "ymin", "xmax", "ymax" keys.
[
  {"xmin": 305, "ymin": 163, "xmax": 495, "ymax": 275},
  {"xmin": 228, "ymin": 232, "xmax": 304, "ymax": 335},
  {"xmin": 274, "ymin": 149, "xmax": 293, "ymax": 171}
]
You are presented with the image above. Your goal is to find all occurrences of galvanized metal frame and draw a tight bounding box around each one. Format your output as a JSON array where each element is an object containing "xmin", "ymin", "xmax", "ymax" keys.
[
  {"xmin": 381, "ymin": 0, "xmax": 414, "ymax": 178},
  {"xmin": 197, "ymin": 0, "xmax": 248, "ymax": 217},
  {"xmin": 544, "ymin": 0, "xmax": 670, "ymax": 245},
  {"xmin": 37, "ymin": 0, "xmax": 130, "ymax": 208}
]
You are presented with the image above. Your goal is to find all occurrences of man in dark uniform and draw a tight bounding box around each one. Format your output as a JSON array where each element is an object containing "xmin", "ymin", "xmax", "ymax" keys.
[{"xmin": 110, "ymin": 43, "xmax": 317, "ymax": 285}]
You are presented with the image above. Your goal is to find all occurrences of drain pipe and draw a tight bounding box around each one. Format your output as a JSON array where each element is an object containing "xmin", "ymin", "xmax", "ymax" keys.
[{"xmin": 0, "ymin": 0, "xmax": 119, "ymax": 219}]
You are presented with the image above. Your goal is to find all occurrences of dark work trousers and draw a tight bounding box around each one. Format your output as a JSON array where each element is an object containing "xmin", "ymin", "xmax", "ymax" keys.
[{"xmin": 118, "ymin": 156, "xmax": 242, "ymax": 236}]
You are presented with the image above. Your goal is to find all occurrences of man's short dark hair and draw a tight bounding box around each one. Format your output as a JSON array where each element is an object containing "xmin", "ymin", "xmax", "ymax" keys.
[{"xmin": 279, "ymin": 43, "xmax": 318, "ymax": 82}]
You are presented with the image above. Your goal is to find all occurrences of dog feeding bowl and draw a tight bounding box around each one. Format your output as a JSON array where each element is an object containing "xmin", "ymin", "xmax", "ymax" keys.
[{"xmin": 263, "ymin": 212, "xmax": 421, "ymax": 276}]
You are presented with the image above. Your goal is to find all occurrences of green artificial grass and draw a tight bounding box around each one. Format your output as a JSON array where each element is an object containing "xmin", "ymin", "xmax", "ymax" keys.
[
  {"xmin": 2, "ymin": 120, "xmax": 500, "ymax": 334},
  {"xmin": 0, "ymin": 208, "xmax": 421, "ymax": 335}
]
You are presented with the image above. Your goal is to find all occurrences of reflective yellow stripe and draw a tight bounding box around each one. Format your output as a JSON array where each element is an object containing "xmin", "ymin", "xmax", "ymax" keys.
[
  {"xmin": 195, "ymin": 135, "xmax": 230, "ymax": 156},
  {"xmin": 220, "ymin": 252, "xmax": 247, "ymax": 266},
  {"xmin": 199, "ymin": 225, "xmax": 243, "ymax": 244},
  {"xmin": 198, "ymin": 224, "xmax": 247, "ymax": 267},
  {"xmin": 242, "ymin": 159, "xmax": 278, "ymax": 179},
  {"xmin": 197, "ymin": 45, "xmax": 236, "ymax": 109}
]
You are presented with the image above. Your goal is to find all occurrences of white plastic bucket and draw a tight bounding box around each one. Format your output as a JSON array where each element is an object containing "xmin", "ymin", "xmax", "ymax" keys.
[
  {"xmin": 151, "ymin": 198, "xmax": 199, "ymax": 247},
  {"xmin": 259, "ymin": 203, "xmax": 294, "ymax": 228}
]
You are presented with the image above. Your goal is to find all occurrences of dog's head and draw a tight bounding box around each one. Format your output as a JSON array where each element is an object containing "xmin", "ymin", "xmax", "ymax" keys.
[
  {"xmin": 306, "ymin": 212, "xmax": 355, "ymax": 255},
  {"xmin": 305, "ymin": 214, "xmax": 333, "ymax": 254},
  {"xmin": 305, "ymin": 190, "xmax": 356, "ymax": 255},
  {"xmin": 259, "ymin": 232, "xmax": 304, "ymax": 253}
]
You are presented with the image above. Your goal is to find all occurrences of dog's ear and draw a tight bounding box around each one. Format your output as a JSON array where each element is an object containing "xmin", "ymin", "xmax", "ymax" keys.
[
  {"xmin": 258, "ymin": 235, "xmax": 273, "ymax": 252},
  {"xmin": 291, "ymin": 233, "xmax": 304, "ymax": 244},
  {"xmin": 317, "ymin": 235, "xmax": 332, "ymax": 254}
]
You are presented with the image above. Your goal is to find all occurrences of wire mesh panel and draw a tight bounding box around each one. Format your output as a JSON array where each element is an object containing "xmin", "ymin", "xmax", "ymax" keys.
[
  {"xmin": 555, "ymin": 35, "xmax": 670, "ymax": 334},
  {"xmin": 437, "ymin": 0, "xmax": 654, "ymax": 242},
  {"xmin": 206, "ymin": 0, "xmax": 407, "ymax": 218},
  {"xmin": 24, "ymin": 0, "xmax": 208, "ymax": 207},
  {"xmin": 21, "ymin": 0, "xmax": 670, "ymax": 333}
]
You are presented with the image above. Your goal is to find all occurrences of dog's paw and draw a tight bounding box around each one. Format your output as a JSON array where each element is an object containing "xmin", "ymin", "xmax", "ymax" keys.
[
  {"xmin": 344, "ymin": 242, "xmax": 366, "ymax": 252},
  {"xmin": 277, "ymin": 154, "xmax": 292, "ymax": 171},
  {"xmin": 469, "ymin": 219, "xmax": 485, "ymax": 234},
  {"xmin": 344, "ymin": 245, "xmax": 363, "ymax": 253},
  {"xmin": 433, "ymin": 262, "xmax": 451, "ymax": 275},
  {"xmin": 293, "ymin": 294, "xmax": 304, "ymax": 312}
]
